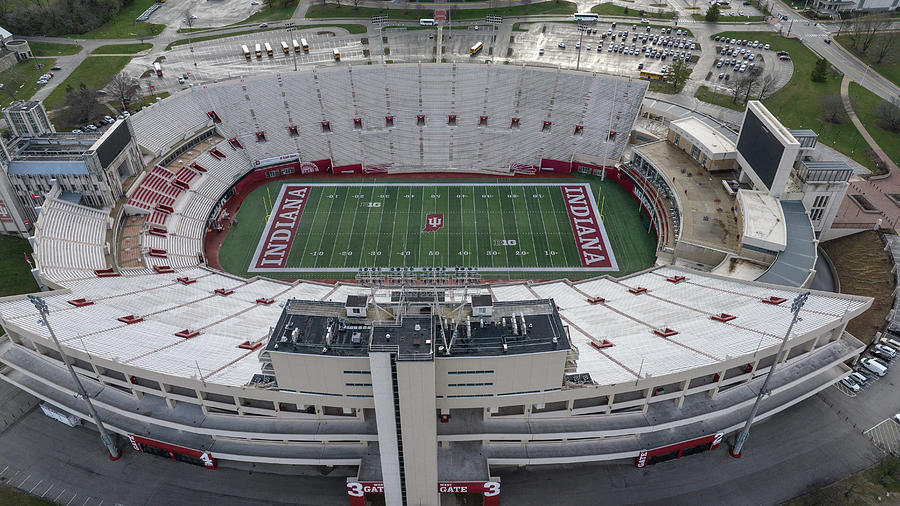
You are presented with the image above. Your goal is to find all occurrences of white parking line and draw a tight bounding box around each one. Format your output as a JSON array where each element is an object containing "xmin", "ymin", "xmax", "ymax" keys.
[
  {"xmin": 0, "ymin": 465, "xmax": 8, "ymax": 476},
  {"xmin": 29, "ymin": 479, "xmax": 43, "ymax": 493},
  {"xmin": 82, "ymin": 496, "xmax": 90, "ymax": 506},
  {"xmin": 66, "ymin": 492, "xmax": 78, "ymax": 506},
  {"xmin": 42, "ymin": 483, "xmax": 54, "ymax": 498},
  {"xmin": 55, "ymin": 488, "xmax": 67, "ymax": 501},
  {"xmin": 18, "ymin": 473, "xmax": 31, "ymax": 488}
]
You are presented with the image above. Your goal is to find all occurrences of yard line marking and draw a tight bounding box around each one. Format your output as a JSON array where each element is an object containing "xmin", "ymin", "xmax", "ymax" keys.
[
  {"xmin": 386, "ymin": 185, "xmax": 400, "ymax": 268},
  {"xmin": 493, "ymin": 185, "xmax": 512, "ymax": 268},
  {"xmin": 293, "ymin": 186, "xmax": 322, "ymax": 269},
  {"xmin": 527, "ymin": 186, "xmax": 553, "ymax": 269}
]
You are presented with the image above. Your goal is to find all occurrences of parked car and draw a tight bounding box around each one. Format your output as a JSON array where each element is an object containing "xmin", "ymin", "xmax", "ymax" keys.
[
  {"xmin": 718, "ymin": 73, "xmax": 724, "ymax": 79},
  {"xmin": 84, "ymin": 124, "xmax": 97, "ymax": 131},
  {"xmin": 861, "ymin": 358, "xmax": 887, "ymax": 376},
  {"xmin": 51, "ymin": 66, "xmax": 61, "ymax": 71},
  {"xmin": 71, "ymin": 129, "xmax": 82, "ymax": 133},
  {"xmin": 641, "ymin": 18, "xmax": 649, "ymax": 24},
  {"xmin": 104, "ymin": 115, "xmax": 114, "ymax": 123},
  {"xmin": 850, "ymin": 371, "xmax": 867, "ymax": 384},
  {"xmin": 840, "ymin": 377, "xmax": 860, "ymax": 392},
  {"xmin": 779, "ymin": 55, "xmax": 791, "ymax": 61},
  {"xmin": 558, "ymin": 42, "xmax": 566, "ymax": 48},
  {"xmin": 538, "ymin": 48, "xmax": 544, "ymax": 55},
  {"xmin": 764, "ymin": 43, "xmax": 770, "ymax": 50},
  {"xmin": 259, "ymin": 23, "xmax": 268, "ymax": 28}
]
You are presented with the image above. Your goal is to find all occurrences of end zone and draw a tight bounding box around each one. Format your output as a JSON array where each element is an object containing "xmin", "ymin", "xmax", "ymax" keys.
[{"xmin": 249, "ymin": 184, "xmax": 311, "ymax": 270}]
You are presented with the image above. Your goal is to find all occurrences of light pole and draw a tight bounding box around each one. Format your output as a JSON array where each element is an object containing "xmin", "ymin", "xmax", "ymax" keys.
[
  {"xmin": 27, "ymin": 294, "xmax": 121, "ymax": 461},
  {"xmin": 730, "ymin": 291, "xmax": 810, "ymax": 458},
  {"xmin": 372, "ymin": 15, "xmax": 388, "ymax": 64},
  {"xmin": 286, "ymin": 23, "xmax": 298, "ymax": 71},
  {"xmin": 486, "ymin": 15, "xmax": 503, "ymax": 63},
  {"xmin": 576, "ymin": 22, "xmax": 595, "ymax": 71}
]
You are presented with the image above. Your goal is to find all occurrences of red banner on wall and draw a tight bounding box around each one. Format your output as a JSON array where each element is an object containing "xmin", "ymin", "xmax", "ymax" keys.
[
  {"xmin": 347, "ymin": 481, "xmax": 499, "ymax": 506},
  {"xmin": 0, "ymin": 198, "xmax": 12, "ymax": 222}
]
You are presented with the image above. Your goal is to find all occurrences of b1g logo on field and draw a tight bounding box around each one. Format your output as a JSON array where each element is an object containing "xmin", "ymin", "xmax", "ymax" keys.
[{"xmin": 423, "ymin": 213, "xmax": 444, "ymax": 232}]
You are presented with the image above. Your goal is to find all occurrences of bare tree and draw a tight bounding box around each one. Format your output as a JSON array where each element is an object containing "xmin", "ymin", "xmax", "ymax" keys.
[
  {"xmin": 742, "ymin": 67, "xmax": 763, "ymax": 104},
  {"xmin": 106, "ymin": 72, "xmax": 142, "ymax": 112},
  {"xmin": 63, "ymin": 85, "xmax": 101, "ymax": 125},
  {"xmin": 756, "ymin": 73, "xmax": 776, "ymax": 100},
  {"xmin": 732, "ymin": 72, "xmax": 757, "ymax": 105},
  {"xmin": 873, "ymin": 31, "xmax": 897, "ymax": 64},
  {"xmin": 874, "ymin": 97, "xmax": 900, "ymax": 132},
  {"xmin": 820, "ymin": 93, "xmax": 846, "ymax": 124}
]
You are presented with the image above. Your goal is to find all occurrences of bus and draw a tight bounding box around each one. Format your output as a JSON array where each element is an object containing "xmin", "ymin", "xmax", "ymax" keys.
[
  {"xmin": 333, "ymin": 48, "xmax": 341, "ymax": 60},
  {"xmin": 639, "ymin": 70, "xmax": 666, "ymax": 80},
  {"xmin": 292, "ymin": 39, "xmax": 301, "ymax": 53},
  {"xmin": 264, "ymin": 43, "xmax": 273, "ymax": 57},
  {"xmin": 241, "ymin": 45, "xmax": 251, "ymax": 59},
  {"xmin": 255, "ymin": 44, "xmax": 262, "ymax": 58},
  {"xmin": 470, "ymin": 41, "xmax": 483, "ymax": 55},
  {"xmin": 153, "ymin": 62, "xmax": 162, "ymax": 77},
  {"xmin": 300, "ymin": 38, "xmax": 309, "ymax": 52},
  {"xmin": 573, "ymin": 12, "xmax": 600, "ymax": 21},
  {"xmin": 281, "ymin": 41, "xmax": 289, "ymax": 54},
  {"xmin": 419, "ymin": 18, "xmax": 436, "ymax": 26}
]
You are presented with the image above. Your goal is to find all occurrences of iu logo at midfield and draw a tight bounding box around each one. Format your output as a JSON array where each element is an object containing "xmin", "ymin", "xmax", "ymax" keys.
[{"xmin": 423, "ymin": 214, "xmax": 444, "ymax": 232}]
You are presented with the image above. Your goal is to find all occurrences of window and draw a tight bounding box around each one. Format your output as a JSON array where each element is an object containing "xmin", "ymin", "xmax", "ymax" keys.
[
  {"xmin": 690, "ymin": 145, "xmax": 701, "ymax": 161},
  {"xmin": 448, "ymin": 370, "xmax": 494, "ymax": 375},
  {"xmin": 343, "ymin": 370, "xmax": 371, "ymax": 375},
  {"xmin": 345, "ymin": 383, "xmax": 372, "ymax": 387},
  {"xmin": 448, "ymin": 382, "xmax": 493, "ymax": 387},
  {"xmin": 810, "ymin": 208, "xmax": 823, "ymax": 221},
  {"xmin": 673, "ymin": 133, "xmax": 681, "ymax": 145},
  {"xmin": 813, "ymin": 195, "xmax": 829, "ymax": 208}
]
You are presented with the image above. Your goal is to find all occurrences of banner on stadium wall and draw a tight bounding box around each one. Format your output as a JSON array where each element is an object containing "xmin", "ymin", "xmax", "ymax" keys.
[
  {"xmin": 0, "ymin": 198, "xmax": 12, "ymax": 222},
  {"xmin": 253, "ymin": 153, "xmax": 300, "ymax": 169},
  {"xmin": 127, "ymin": 434, "xmax": 216, "ymax": 469},
  {"xmin": 346, "ymin": 481, "xmax": 500, "ymax": 506}
]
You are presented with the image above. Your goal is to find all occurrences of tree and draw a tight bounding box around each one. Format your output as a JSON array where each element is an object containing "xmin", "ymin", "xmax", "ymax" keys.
[
  {"xmin": 874, "ymin": 97, "xmax": 900, "ymax": 132},
  {"xmin": 873, "ymin": 31, "xmax": 897, "ymax": 64},
  {"xmin": 820, "ymin": 94, "xmax": 846, "ymax": 124},
  {"xmin": 705, "ymin": 3, "xmax": 720, "ymax": 22},
  {"xmin": 756, "ymin": 73, "xmax": 776, "ymax": 100},
  {"xmin": 665, "ymin": 58, "xmax": 691, "ymax": 92},
  {"xmin": 106, "ymin": 72, "xmax": 142, "ymax": 112},
  {"xmin": 63, "ymin": 85, "xmax": 100, "ymax": 126},
  {"xmin": 810, "ymin": 58, "xmax": 828, "ymax": 83},
  {"xmin": 732, "ymin": 72, "xmax": 756, "ymax": 104},
  {"xmin": 742, "ymin": 67, "xmax": 763, "ymax": 104}
]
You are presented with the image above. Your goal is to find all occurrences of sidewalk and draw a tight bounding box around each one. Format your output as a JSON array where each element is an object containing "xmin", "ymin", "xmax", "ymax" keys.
[{"xmin": 840, "ymin": 75, "xmax": 898, "ymax": 175}]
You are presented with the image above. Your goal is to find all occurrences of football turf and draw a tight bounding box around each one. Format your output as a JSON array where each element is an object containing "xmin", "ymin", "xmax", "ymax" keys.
[{"xmin": 219, "ymin": 175, "xmax": 658, "ymax": 280}]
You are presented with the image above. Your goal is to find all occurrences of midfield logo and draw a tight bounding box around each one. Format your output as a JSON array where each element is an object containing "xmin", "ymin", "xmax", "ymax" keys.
[{"xmin": 423, "ymin": 213, "xmax": 444, "ymax": 232}]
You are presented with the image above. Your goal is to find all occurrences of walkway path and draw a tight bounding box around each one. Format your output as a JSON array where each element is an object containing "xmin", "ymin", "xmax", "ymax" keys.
[{"xmin": 830, "ymin": 75, "xmax": 900, "ymax": 233}]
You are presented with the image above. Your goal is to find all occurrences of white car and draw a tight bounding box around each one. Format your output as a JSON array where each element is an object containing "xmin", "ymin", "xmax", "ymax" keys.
[
  {"xmin": 575, "ymin": 42, "xmax": 581, "ymax": 49},
  {"xmin": 764, "ymin": 43, "xmax": 770, "ymax": 50},
  {"xmin": 875, "ymin": 343, "xmax": 897, "ymax": 358},
  {"xmin": 840, "ymin": 377, "xmax": 860, "ymax": 392},
  {"xmin": 538, "ymin": 48, "xmax": 544, "ymax": 55},
  {"xmin": 559, "ymin": 42, "xmax": 566, "ymax": 48}
]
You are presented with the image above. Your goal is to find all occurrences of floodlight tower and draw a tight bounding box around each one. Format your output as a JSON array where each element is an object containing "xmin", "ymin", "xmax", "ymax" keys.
[
  {"xmin": 27, "ymin": 295, "xmax": 121, "ymax": 460},
  {"xmin": 730, "ymin": 291, "xmax": 810, "ymax": 458}
]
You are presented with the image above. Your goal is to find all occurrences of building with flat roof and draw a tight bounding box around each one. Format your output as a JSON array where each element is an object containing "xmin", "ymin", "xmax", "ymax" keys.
[
  {"xmin": 667, "ymin": 116, "xmax": 736, "ymax": 172},
  {"xmin": 3, "ymin": 100, "xmax": 54, "ymax": 137}
]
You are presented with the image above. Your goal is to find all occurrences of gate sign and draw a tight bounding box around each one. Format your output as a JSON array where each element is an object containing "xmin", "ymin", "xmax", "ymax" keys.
[
  {"xmin": 253, "ymin": 153, "xmax": 300, "ymax": 168},
  {"xmin": 0, "ymin": 198, "xmax": 12, "ymax": 222},
  {"xmin": 423, "ymin": 213, "xmax": 444, "ymax": 232},
  {"xmin": 347, "ymin": 481, "xmax": 499, "ymax": 506}
]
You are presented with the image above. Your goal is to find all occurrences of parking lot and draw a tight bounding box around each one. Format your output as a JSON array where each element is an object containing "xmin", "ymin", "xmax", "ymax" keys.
[
  {"xmin": 126, "ymin": 29, "xmax": 367, "ymax": 95},
  {"xmin": 508, "ymin": 22, "xmax": 699, "ymax": 78},
  {"xmin": 699, "ymin": 35, "xmax": 792, "ymax": 97}
]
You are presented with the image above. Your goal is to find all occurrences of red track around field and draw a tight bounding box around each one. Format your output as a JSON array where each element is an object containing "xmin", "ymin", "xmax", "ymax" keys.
[{"xmin": 203, "ymin": 171, "xmax": 577, "ymax": 282}]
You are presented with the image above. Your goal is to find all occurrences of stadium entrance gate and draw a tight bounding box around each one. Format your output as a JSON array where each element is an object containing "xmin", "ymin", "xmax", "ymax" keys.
[{"xmin": 346, "ymin": 480, "xmax": 500, "ymax": 505}]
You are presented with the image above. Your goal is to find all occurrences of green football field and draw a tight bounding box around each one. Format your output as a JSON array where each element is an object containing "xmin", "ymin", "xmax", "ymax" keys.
[{"xmin": 219, "ymin": 176, "xmax": 658, "ymax": 280}]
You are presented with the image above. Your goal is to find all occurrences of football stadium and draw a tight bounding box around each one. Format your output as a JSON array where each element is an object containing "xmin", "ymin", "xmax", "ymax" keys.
[{"xmin": 0, "ymin": 63, "xmax": 874, "ymax": 505}]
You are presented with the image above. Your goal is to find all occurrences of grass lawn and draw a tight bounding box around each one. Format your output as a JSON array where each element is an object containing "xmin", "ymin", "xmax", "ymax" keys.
[
  {"xmin": 42, "ymin": 56, "xmax": 131, "ymax": 110},
  {"xmin": 238, "ymin": 0, "xmax": 301, "ymax": 24},
  {"xmin": 91, "ymin": 43, "xmax": 153, "ymax": 55},
  {"xmin": 820, "ymin": 230, "xmax": 892, "ymax": 345},
  {"xmin": 0, "ymin": 58, "xmax": 56, "ymax": 109},
  {"xmin": 713, "ymin": 31, "xmax": 873, "ymax": 171},
  {"xmin": 67, "ymin": 0, "xmax": 164, "ymax": 39},
  {"xmin": 789, "ymin": 455, "xmax": 900, "ymax": 505},
  {"xmin": 0, "ymin": 235, "xmax": 40, "ymax": 297},
  {"xmin": 694, "ymin": 84, "xmax": 746, "ymax": 111},
  {"xmin": 166, "ymin": 24, "xmax": 366, "ymax": 50},
  {"xmin": 848, "ymin": 81, "xmax": 900, "ymax": 169},
  {"xmin": 306, "ymin": 1, "xmax": 577, "ymax": 20},
  {"xmin": 590, "ymin": 3, "xmax": 675, "ymax": 19},
  {"xmin": 28, "ymin": 41, "xmax": 82, "ymax": 57},
  {"xmin": 0, "ymin": 485, "xmax": 53, "ymax": 505},
  {"xmin": 834, "ymin": 34, "xmax": 900, "ymax": 87}
]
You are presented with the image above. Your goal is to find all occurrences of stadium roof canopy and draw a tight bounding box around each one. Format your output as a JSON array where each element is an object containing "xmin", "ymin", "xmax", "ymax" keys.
[{"xmin": 756, "ymin": 201, "xmax": 817, "ymax": 288}]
